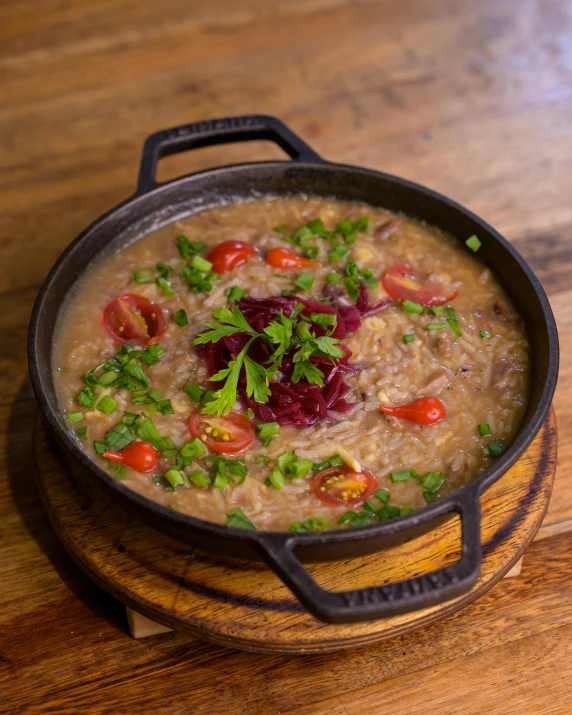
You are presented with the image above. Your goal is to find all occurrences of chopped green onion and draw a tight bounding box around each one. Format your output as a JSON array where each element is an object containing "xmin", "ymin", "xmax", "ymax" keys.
[
  {"xmin": 156, "ymin": 276, "xmax": 174, "ymax": 296},
  {"xmin": 189, "ymin": 470, "xmax": 210, "ymax": 487},
  {"xmin": 133, "ymin": 269, "xmax": 154, "ymax": 284},
  {"xmin": 427, "ymin": 306, "xmax": 445, "ymax": 316},
  {"xmin": 426, "ymin": 323, "xmax": 448, "ymax": 331},
  {"xmin": 402, "ymin": 299, "xmax": 424, "ymax": 314},
  {"xmin": 277, "ymin": 451, "xmax": 297, "ymax": 473},
  {"xmin": 483, "ymin": 441, "xmax": 504, "ymax": 458},
  {"xmin": 310, "ymin": 312, "xmax": 337, "ymax": 327},
  {"xmin": 326, "ymin": 272, "xmax": 340, "ymax": 284},
  {"xmin": 479, "ymin": 423, "xmax": 492, "ymax": 436},
  {"xmin": 176, "ymin": 235, "xmax": 205, "ymax": 259},
  {"xmin": 327, "ymin": 244, "xmax": 351, "ymax": 262},
  {"xmin": 294, "ymin": 272, "xmax": 315, "ymax": 291},
  {"xmin": 225, "ymin": 508, "xmax": 256, "ymax": 530},
  {"xmin": 96, "ymin": 395, "xmax": 117, "ymax": 414},
  {"xmin": 173, "ymin": 309, "xmax": 188, "ymax": 326},
  {"xmin": 402, "ymin": 333, "xmax": 415, "ymax": 344},
  {"xmin": 273, "ymin": 224, "xmax": 288, "ymax": 233},
  {"xmin": 148, "ymin": 387, "xmax": 162, "ymax": 402},
  {"xmin": 390, "ymin": 469, "xmax": 412, "ymax": 482},
  {"xmin": 110, "ymin": 463, "xmax": 128, "ymax": 480},
  {"xmin": 76, "ymin": 426, "xmax": 88, "ymax": 439},
  {"xmin": 466, "ymin": 235, "xmax": 482, "ymax": 252},
  {"xmin": 288, "ymin": 459, "xmax": 313, "ymax": 479},
  {"xmin": 164, "ymin": 469, "xmax": 185, "ymax": 488},
  {"xmin": 265, "ymin": 470, "xmax": 286, "ymax": 490},
  {"xmin": 191, "ymin": 255, "xmax": 213, "ymax": 272},
  {"xmin": 263, "ymin": 436, "xmax": 273, "ymax": 447},
  {"xmin": 183, "ymin": 382, "xmax": 205, "ymax": 402},
  {"xmin": 224, "ymin": 286, "xmax": 246, "ymax": 303},
  {"xmin": 480, "ymin": 330, "xmax": 492, "ymax": 339},
  {"xmin": 377, "ymin": 504, "xmax": 402, "ymax": 520},
  {"xmin": 77, "ymin": 387, "xmax": 98, "ymax": 408},
  {"xmin": 374, "ymin": 489, "xmax": 390, "ymax": 503},
  {"xmin": 94, "ymin": 440, "xmax": 107, "ymax": 454},
  {"xmin": 256, "ymin": 422, "xmax": 280, "ymax": 439},
  {"xmin": 304, "ymin": 246, "xmax": 320, "ymax": 260},
  {"xmin": 67, "ymin": 411, "xmax": 84, "ymax": 423},
  {"xmin": 121, "ymin": 411, "xmax": 140, "ymax": 425},
  {"xmin": 105, "ymin": 422, "xmax": 135, "ymax": 450},
  {"xmin": 447, "ymin": 317, "xmax": 463, "ymax": 337},
  {"xmin": 400, "ymin": 507, "xmax": 414, "ymax": 515},
  {"xmin": 289, "ymin": 517, "xmax": 329, "ymax": 533},
  {"xmin": 421, "ymin": 471, "xmax": 446, "ymax": 501},
  {"xmin": 362, "ymin": 499, "xmax": 377, "ymax": 514},
  {"xmin": 180, "ymin": 438, "xmax": 208, "ymax": 459}
]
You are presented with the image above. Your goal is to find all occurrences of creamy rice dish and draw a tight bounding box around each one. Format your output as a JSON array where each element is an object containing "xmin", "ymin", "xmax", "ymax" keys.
[{"xmin": 53, "ymin": 197, "xmax": 530, "ymax": 532}]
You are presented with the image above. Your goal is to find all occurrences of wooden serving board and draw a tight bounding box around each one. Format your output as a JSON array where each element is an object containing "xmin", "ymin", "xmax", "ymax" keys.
[{"xmin": 33, "ymin": 410, "xmax": 557, "ymax": 654}]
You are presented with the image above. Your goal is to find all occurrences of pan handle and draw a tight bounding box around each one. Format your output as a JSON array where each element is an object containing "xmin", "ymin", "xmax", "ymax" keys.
[
  {"xmin": 254, "ymin": 491, "xmax": 482, "ymax": 623},
  {"xmin": 136, "ymin": 114, "xmax": 323, "ymax": 195}
]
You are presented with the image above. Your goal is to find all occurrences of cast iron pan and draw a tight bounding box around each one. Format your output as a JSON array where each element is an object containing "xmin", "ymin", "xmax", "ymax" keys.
[{"xmin": 28, "ymin": 115, "xmax": 559, "ymax": 623}]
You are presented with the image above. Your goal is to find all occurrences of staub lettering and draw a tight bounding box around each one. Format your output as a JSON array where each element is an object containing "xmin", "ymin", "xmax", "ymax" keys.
[
  {"xmin": 161, "ymin": 116, "xmax": 262, "ymax": 143},
  {"xmin": 341, "ymin": 567, "xmax": 459, "ymax": 608}
]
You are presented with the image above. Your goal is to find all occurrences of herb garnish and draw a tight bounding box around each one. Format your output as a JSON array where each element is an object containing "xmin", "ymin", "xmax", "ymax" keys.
[{"xmin": 193, "ymin": 304, "xmax": 345, "ymax": 416}]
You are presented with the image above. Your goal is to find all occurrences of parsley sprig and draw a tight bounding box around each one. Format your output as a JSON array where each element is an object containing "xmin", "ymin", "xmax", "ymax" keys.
[{"xmin": 193, "ymin": 304, "xmax": 345, "ymax": 416}]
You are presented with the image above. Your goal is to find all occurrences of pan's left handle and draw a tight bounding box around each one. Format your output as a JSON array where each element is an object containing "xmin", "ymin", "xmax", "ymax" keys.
[{"xmin": 136, "ymin": 115, "xmax": 324, "ymax": 195}]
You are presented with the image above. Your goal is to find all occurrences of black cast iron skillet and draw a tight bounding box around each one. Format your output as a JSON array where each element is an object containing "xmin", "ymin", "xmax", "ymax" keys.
[{"xmin": 28, "ymin": 115, "xmax": 559, "ymax": 624}]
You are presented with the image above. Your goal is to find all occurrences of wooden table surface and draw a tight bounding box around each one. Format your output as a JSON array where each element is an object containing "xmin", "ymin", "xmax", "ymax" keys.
[{"xmin": 1, "ymin": 1, "xmax": 571, "ymax": 713}]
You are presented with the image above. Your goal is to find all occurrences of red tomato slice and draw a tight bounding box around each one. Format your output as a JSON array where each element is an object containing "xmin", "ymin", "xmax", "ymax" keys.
[
  {"xmin": 189, "ymin": 411, "xmax": 255, "ymax": 454},
  {"xmin": 313, "ymin": 466, "xmax": 378, "ymax": 507},
  {"xmin": 103, "ymin": 442, "xmax": 159, "ymax": 473},
  {"xmin": 208, "ymin": 240, "xmax": 257, "ymax": 274},
  {"xmin": 380, "ymin": 396, "xmax": 446, "ymax": 425},
  {"xmin": 265, "ymin": 247, "xmax": 319, "ymax": 269},
  {"xmin": 103, "ymin": 293, "xmax": 165, "ymax": 345},
  {"xmin": 382, "ymin": 264, "xmax": 457, "ymax": 307}
]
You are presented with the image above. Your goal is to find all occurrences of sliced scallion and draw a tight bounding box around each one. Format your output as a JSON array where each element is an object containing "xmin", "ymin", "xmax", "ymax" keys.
[
  {"xmin": 265, "ymin": 470, "xmax": 286, "ymax": 490},
  {"xmin": 466, "ymin": 235, "xmax": 482, "ymax": 252},
  {"xmin": 156, "ymin": 277, "xmax": 174, "ymax": 297},
  {"xmin": 225, "ymin": 508, "xmax": 256, "ymax": 530},
  {"xmin": 173, "ymin": 309, "xmax": 188, "ymax": 326},
  {"xmin": 294, "ymin": 272, "xmax": 315, "ymax": 291},
  {"xmin": 426, "ymin": 323, "xmax": 448, "ymax": 331},
  {"xmin": 189, "ymin": 470, "xmax": 210, "ymax": 487},
  {"xmin": 256, "ymin": 422, "xmax": 280, "ymax": 439},
  {"xmin": 191, "ymin": 255, "xmax": 213, "ymax": 272},
  {"xmin": 478, "ymin": 423, "xmax": 492, "ymax": 436},
  {"xmin": 67, "ymin": 411, "xmax": 84, "ymax": 423},
  {"xmin": 402, "ymin": 333, "xmax": 415, "ymax": 344},
  {"xmin": 76, "ymin": 426, "xmax": 88, "ymax": 439},
  {"xmin": 133, "ymin": 269, "xmax": 154, "ymax": 284},
  {"xmin": 402, "ymin": 299, "xmax": 424, "ymax": 314},
  {"xmin": 96, "ymin": 395, "xmax": 117, "ymax": 414},
  {"xmin": 480, "ymin": 330, "xmax": 492, "ymax": 339},
  {"xmin": 183, "ymin": 382, "xmax": 205, "ymax": 402},
  {"xmin": 390, "ymin": 469, "xmax": 412, "ymax": 482}
]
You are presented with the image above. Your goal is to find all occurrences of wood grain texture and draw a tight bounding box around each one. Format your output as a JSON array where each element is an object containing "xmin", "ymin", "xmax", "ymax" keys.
[
  {"xmin": 32, "ymin": 413, "xmax": 556, "ymax": 654},
  {"xmin": 1, "ymin": 0, "xmax": 572, "ymax": 711}
]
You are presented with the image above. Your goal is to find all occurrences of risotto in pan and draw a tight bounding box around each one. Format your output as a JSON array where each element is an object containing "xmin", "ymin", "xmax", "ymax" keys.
[{"xmin": 53, "ymin": 196, "xmax": 530, "ymax": 531}]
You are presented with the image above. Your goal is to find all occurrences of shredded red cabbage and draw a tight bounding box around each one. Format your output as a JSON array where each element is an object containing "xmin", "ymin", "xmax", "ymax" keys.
[{"xmin": 198, "ymin": 283, "xmax": 390, "ymax": 427}]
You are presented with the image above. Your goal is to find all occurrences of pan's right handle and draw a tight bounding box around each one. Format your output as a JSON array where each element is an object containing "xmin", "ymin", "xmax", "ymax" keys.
[
  {"xmin": 254, "ymin": 491, "xmax": 482, "ymax": 624},
  {"xmin": 136, "ymin": 114, "xmax": 324, "ymax": 195}
]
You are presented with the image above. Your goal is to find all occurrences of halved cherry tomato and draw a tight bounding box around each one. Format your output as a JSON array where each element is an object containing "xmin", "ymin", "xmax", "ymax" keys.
[
  {"xmin": 265, "ymin": 247, "xmax": 319, "ymax": 269},
  {"xmin": 207, "ymin": 240, "xmax": 257, "ymax": 274},
  {"xmin": 103, "ymin": 442, "xmax": 159, "ymax": 473},
  {"xmin": 382, "ymin": 264, "xmax": 457, "ymax": 307},
  {"xmin": 380, "ymin": 396, "xmax": 446, "ymax": 425},
  {"xmin": 189, "ymin": 410, "xmax": 255, "ymax": 454},
  {"xmin": 103, "ymin": 293, "xmax": 165, "ymax": 345},
  {"xmin": 313, "ymin": 465, "xmax": 378, "ymax": 507}
]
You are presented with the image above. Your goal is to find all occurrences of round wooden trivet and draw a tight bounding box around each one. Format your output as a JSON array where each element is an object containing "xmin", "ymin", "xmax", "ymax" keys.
[{"xmin": 34, "ymin": 411, "xmax": 557, "ymax": 654}]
